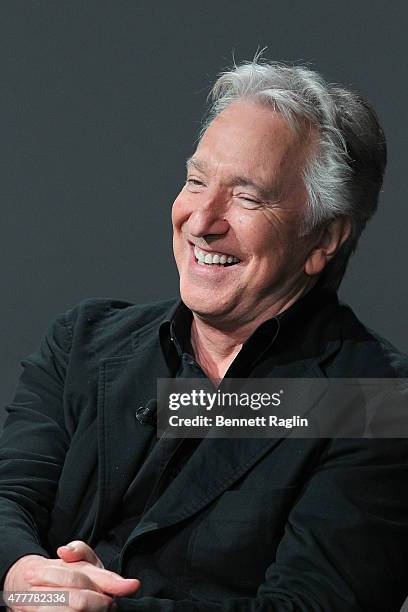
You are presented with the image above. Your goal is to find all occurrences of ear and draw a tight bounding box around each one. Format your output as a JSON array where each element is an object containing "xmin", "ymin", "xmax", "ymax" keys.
[{"xmin": 305, "ymin": 217, "xmax": 352, "ymax": 277}]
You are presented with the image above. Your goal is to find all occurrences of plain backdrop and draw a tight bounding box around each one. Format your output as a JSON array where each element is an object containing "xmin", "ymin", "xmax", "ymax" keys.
[{"xmin": 1, "ymin": 0, "xmax": 407, "ymax": 424}]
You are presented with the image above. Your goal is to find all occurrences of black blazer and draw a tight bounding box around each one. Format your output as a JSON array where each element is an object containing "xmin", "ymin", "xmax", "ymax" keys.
[{"xmin": 1, "ymin": 293, "xmax": 408, "ymax": 611}]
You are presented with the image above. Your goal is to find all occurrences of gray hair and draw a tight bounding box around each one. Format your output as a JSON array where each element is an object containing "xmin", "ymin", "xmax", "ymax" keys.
[{"xmin": 202, "ymin": 58, "xmax": 387, "ymax": 289}]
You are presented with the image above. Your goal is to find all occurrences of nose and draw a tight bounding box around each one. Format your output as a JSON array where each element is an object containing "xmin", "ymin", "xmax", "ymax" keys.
[{"xmin": 187, "ymin": 192, "xmax": 230, "ymax": 240}]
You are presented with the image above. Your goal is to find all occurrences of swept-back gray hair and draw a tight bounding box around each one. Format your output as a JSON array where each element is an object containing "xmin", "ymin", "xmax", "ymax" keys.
[{"xmin": 202, "ymin": 59, "xmax": 387, "ymax": 289}]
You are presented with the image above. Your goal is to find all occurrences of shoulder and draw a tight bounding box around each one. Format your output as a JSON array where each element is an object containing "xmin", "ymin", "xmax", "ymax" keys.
[
  {"xmin": 65, "ymin": 296, "xmax": 177, "ymax": 330},
  {"xmin": 329, "ymin": 300, "xmax": 408, "ymax": 377},
  {"xmin": 55, "ymin": 296, "xmax": 178, "ymax": 360}
]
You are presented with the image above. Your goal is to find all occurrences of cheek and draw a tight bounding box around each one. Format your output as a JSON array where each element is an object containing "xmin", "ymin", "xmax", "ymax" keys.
[
  {"xmin": 171, "ymin": 198, "xmax": 189, "ymax": 264},
  {"xmin": 232, "ymin": 212, "xmax": 270, "ymax": 258},
  {"xmin": 171, "ymin": 193, "xmax": 186, "ymax": 230},
  {"xmin": 171, "ymin": 189, "xmax": 191, "ymax": 230},
  {"xmin": 242, "ymin": 223, "xmax": 282, "ymax": 260}
]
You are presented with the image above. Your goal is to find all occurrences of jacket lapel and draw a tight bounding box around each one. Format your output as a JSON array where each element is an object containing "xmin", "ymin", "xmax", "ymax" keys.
[
  {"xmin": 122, "ymin": 357, "xmax": 333, "ymax": 543},
  {"xmin": 90, "ymin": 323, "xmax": 169, "ymax": 543}
]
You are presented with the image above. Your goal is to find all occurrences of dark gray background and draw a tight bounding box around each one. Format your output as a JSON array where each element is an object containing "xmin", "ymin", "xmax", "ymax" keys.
[{"xmin": 1, "ymin": 0, "xmax": 407, "ymax": 422}]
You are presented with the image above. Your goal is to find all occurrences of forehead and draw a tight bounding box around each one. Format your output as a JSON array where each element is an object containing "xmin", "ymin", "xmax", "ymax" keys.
[{"xmin": 193, "ymin": 100, "xmax": 310, "ymax": 185}]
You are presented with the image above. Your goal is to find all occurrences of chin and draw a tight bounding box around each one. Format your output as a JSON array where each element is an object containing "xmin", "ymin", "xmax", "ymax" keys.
[
  {"xmin": 181, "ymin": 294, "xmax": 217, "ymax": 317},
  {"xmin": 180, "ymin": 288, "xmax": 234, "ymax": 322}
]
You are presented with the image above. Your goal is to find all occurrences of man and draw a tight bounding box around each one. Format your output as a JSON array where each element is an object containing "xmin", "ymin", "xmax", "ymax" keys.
[{"xmin": 1, "ymin": 59, "xmax": 408, "ymax": 611}]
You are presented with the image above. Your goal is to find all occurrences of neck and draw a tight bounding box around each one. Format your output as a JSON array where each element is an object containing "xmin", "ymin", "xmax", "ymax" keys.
[
  {"xmin": 190, "ymin": 283, "xmax": 313, "ymax": 382},
  {"xmin": 190, "ymin": 319, "xmax": 241, "ymax": 384}
]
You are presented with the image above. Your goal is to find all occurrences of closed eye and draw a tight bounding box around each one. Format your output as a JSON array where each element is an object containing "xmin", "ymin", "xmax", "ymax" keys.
[
  {"xmin": 186, "ymin": 178, "xmax": 205, "ymax": 186},
  {"xmin": 239, "ymin": 195, "xmax": 260, "ymax": 203},
  {"xmin": 236, "ymin": 194, "xmax": 263, "ymax": 208}
]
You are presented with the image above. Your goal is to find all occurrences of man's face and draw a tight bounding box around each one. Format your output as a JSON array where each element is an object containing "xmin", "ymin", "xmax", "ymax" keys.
[{"xmin": 172, "ymin": 99, "xmax": 319, "ymax": 326}]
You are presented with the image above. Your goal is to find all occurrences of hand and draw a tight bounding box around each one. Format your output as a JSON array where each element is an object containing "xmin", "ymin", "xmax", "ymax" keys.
[
  {"xmin": 56, "ymin": 540, "xmax": 105, "ymax": 568},
  {"xmin": 4, "ymin": 542, "xmax": 140, "ymax": 611}
]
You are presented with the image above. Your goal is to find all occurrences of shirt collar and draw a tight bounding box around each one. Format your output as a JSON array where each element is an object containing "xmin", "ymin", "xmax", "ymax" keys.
[{"xmin": 159, "ymin": 283, "xmax": 338, "ymax": 376}]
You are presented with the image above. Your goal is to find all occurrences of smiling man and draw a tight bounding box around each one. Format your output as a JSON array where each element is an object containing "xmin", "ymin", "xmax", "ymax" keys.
[
  {"xmin": 172, "ymin": 99, "xmax": 350, "ymax": 381},
  {"xmin": 1, "ymin": 59, "xmax": 408, "ymax": 612}
]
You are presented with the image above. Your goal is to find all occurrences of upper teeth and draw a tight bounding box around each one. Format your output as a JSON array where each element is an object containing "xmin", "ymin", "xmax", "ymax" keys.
[{"xmin": 194, "ymin": 246, "xmax": 240, "ymax": 265}]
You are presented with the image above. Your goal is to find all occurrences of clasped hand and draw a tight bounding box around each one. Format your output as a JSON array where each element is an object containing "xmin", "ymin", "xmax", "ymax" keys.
[{"xmin": 4, "ymin": 540, "xmax": 140, "ymax": 611}]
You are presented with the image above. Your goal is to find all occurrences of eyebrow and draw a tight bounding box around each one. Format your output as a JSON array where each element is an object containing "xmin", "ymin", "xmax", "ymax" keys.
[
  {"xmin": 186, "ymin": 156, "xmax": 282, "ymax": 202},
  {"xmin": 186, "ymin": 157, "xmax": 208, "ymax": 173}
]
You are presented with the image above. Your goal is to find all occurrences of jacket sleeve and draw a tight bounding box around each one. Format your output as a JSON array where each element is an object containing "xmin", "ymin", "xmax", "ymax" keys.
[
  {"xmin": 114, "ymin": 436, "xmax": 408, "ymax": 612},
  {"xmin": 0, "ymin": 312, "xmax": 72, "ymax": 585}
]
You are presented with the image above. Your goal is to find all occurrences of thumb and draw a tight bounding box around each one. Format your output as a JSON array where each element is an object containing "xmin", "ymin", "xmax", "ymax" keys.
[{"xmin": 57, "ymin": 540, "xmax": 104, "ymax": 568}]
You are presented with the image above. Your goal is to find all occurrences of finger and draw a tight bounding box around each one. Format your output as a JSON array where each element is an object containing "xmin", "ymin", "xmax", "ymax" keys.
[
  {"xmin": 25, "ymin": 565, "xmax": 140, "ymax": 596},
  {"xmin": 57, "ymin": 541, "xmax": 104, "ymax": 568},
  {"xmin": 68, "ymin": 565, "xmax": 140, "ymax": 596},
  {"xmin": 65, "ymin": 588, "xmax": 114, "ymax": 611},
  {"xmin": 25, "ymin": 566, "xmax": 99, "ymax": 591}
]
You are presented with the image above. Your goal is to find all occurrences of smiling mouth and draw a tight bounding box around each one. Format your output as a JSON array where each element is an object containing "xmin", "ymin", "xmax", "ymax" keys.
[{"xmin": 193, "ymin": 245, "xmax": 241, "ymax": 266}]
